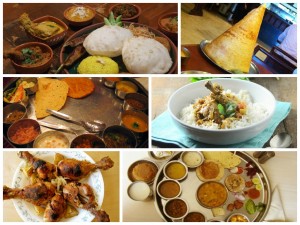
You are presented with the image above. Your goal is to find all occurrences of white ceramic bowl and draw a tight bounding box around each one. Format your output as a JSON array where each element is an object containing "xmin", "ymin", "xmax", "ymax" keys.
[{"xmin": 168, "ymin": 78, "xmax": 276, "ymax": 145}]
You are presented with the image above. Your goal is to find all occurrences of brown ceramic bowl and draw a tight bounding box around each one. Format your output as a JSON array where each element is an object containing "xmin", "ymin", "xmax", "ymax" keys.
[
  {"xmin": 10, "ymin": 42, "xmax": 53, "ymax": 74},
  {"xmin": 26, "ymin": 15, "xmax": 68, "ymax": 46},
  {"xmin": 158, "ymin": 12, "xmax": 178, "ymax": 43},
  {"xmin": 64, "ymin": 5, "xmax": 96, "ymax": 27},
  {"xmin": 7, "ymin": 119, "xmax": 41, "ymax": 146},
  {"xmin": 109, "ymin": 3, "xmax": 142, "ymax": 23}
]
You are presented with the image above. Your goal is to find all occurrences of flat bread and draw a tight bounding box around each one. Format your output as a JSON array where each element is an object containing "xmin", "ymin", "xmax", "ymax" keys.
[
  {"xmin": 202, "ymin": 152, "xmax": 241, "ymax": 169},
  {"xmin": 61, "ymin": 78, "xmax": 95, "ymax": 99},
  {"xmin": 204, "ymin": 4, "xmax": 266, "ymax": 73},
  {"xmin": 35, "ymin": 78, "xmax": 69, "ymax": 118},
  {"xmin": 196, "ymin": 160, "xmax": 224, "ymax": 181}
]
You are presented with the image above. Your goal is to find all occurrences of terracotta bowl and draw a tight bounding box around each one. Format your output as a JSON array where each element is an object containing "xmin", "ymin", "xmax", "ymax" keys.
[
  {"xmin": 26, "ymin": 15, "xmax": 68, "ymax": 46},
  {"xmin": 109, "ymin": 3, "xmax": 142, "ymax": 23},
  {"xmin": 64, "ymin": 5, "xmax": 96, "ymax": 27},
  {"xmin": 10, "ymin": 42, "xmax": 53, "ymax": 74},
  {"xmin": 158, "ymin": 12, "xmax": 178, "ymax": 43}
]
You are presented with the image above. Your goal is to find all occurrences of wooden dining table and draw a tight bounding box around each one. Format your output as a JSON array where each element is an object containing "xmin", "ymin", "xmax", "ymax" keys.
[
  {"xmin": 181, "ymin": 44, "xmax": 273, "ymax": 74},
  {"xmin": 3, "ymin": 3, "xmax": 178, "ymax": 74}
]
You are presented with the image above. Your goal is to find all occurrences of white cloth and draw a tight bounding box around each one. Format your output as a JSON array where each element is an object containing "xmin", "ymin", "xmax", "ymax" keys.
[
  {"xmin": 264, "ymin": 186, "xmax": 286, "ymax": 222},
  {"xmin": 276, "ymin": 24, "xmax": 297, "ymax": 65}
]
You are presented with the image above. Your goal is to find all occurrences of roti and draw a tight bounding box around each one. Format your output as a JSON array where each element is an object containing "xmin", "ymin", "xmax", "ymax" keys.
[
  {"xmin": 196, "ymin": 160, "xmax": 224, "ymax": 182},
  {"xmin": 202, "ymin": 152, "xmax": 241, "ymax": 168},
  {"xmin": 61, "ymin": 77, "xmax": 95, "ymax": 99},
  {"xmin": 35, "ymin": 78, "xmax": 69, "ymax": 118},
  {"xmin": 204, "ymin": 4, "xmax": 266, "ymax": 73}
]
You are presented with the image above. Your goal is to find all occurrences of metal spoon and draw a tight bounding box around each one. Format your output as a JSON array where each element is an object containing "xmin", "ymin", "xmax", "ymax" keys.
[
  {"xmin": 39, "ymin": 121, "xmax": 87, "ymax": 136},
  {"xmin": 46, "ymin": 109, "xmax": 106, "ymax": 133},
  {"xmin": 269, "ymin": 132, "xmax": 292, "ymax": 148}
]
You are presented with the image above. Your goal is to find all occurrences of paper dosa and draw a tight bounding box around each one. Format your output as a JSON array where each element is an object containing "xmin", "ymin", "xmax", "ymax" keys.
[
  {"xmin": 204, "ymin": 4, "xmax": 266, "ymax": 73},
  {"xmin": 35, "ymin": 78, "xmax": 69, "ymax": 118},
  {"xmin": 62, "ymin": 77, "xmax": 95, "ymax": 99}
]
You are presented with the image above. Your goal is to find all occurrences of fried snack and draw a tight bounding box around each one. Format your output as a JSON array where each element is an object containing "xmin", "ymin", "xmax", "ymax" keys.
[
  {"xmin": 202, "ymin": 151, "xmax": 241, "ymax": 168},
  {"xmin": 204, "ymin": 4, "xmax": 266, "ymax": 73},
  {"xmin": 61, "ymin": 77, "xmax": 95, "ymax": 99},
  {"xmin": 35, "ymin": 78, "xmax": 69, "ymax": 118}
]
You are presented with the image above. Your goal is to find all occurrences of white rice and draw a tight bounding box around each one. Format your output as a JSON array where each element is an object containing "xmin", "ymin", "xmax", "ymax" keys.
[{"xmin": 179, "ymin": 90, "xmax": 269, "ymax": 130}]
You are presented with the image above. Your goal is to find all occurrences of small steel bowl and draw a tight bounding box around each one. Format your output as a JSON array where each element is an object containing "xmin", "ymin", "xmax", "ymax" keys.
[
  {"xmin": 127, "ymin": 159, "xmax": 158, "ymax": 184},
  {"xmin": 3, "ymin": 87, "xmax": 29, "ymax": 106},
  {"xmin": 163, "ymin": 160, "xmax": 188, "ymax": 181},
  {"xmin": 121, "ymin": 110, "xmax": 148, "ymax": 135},
  {"xmin": 103, "ymin": 77, "xmax": 123, "ymax": 88},
  {"xmin": 196, "ymin": 181, "xmax": 228, "ymax": 209},
  {"xmin": 227, "ymin": 213, "xmax": 250, "ymax": 222},
  {"xmin": 7, "ymin": 119, "xmax": 41, "ymax": 146},
  {"xmin": 102, "ymin": 125, "xmax": 137, "ymax": 148},
  {"xmin": 123, "ymin": 93, "xmax": 148, "ymax": 112},
  {"xmin": 3, "ymin": 103, "xmax": 27, "ymax": 126},
  {"xmin": 163, "ymin": 198, "xmax": 189, "ymax": 220},
  {"xmin": 180, "ymin": 151, "xmax": 204, "ymax": 169},
  {"xmin": 181, "ymin": 47, "xmax": 190, "ymax": 66},
  {"xmin": 157, "ymin": 179, "xmax": 182, "ymax": 200},
  {"xmin": 33, "ymin": 131, "xmax": 70, "ymax": 148},
  {"xmin": 70, "ymin": 134, "xmax": 106, "ymax": 148},
  {"xmin": 115, "ymin": 81, "xmax": 138, "ymax": 99},
  {"xmin": 183, "ymin": 211, "xmax": 206, "ymax": 222}
]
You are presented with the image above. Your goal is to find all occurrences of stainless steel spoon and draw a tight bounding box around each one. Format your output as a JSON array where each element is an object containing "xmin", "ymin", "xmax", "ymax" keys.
[
  {"xmin": 46, "ymin": 109, "xmax": 106, "ymax": 133},
  {"xmin": 39, "ymin": 121, "xmax": 87, "ymax": 136},
  {"xmin": 269, "ymin": 132, "xmax": 292, "ymax": 148}
]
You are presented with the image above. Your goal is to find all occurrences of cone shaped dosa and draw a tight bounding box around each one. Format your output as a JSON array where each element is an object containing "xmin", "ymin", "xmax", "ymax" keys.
[{"xmin": 204, "ymin": 4, "xmax": 266, "ymax": 73}]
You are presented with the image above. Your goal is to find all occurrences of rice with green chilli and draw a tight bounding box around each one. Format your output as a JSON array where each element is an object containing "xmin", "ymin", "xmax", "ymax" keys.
[{"xmin": 179, "ymin": 90, "xmax": 269, "ymax": 129}]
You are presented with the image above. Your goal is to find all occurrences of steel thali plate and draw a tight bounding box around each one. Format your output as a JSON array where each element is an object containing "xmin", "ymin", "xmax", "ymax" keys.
[
  {"xmin": 153, "ymin": 151, "xmax": 271, "ymax": 222},
  {"xmin": 3, "ymin": 77, "xmax": 148, "ymax": 148},
  {"xmin": 199, "ymin": 40, "xmax": 260, "ymax": 74}
]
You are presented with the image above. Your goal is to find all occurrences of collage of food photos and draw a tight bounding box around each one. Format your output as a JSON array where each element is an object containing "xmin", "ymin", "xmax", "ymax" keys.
[{"xmin": 2, "ymin": 1, "xmax": 298, "ymax": 223}]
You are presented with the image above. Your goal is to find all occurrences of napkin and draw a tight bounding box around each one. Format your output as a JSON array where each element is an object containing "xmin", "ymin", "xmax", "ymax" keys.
[
  {"xmin": 264, "ymin": 186, "xmax": 286, "ymax": 222},
  {"xmin": 152, "ymin": 101, "xmax": 291, "ymax": 148}
]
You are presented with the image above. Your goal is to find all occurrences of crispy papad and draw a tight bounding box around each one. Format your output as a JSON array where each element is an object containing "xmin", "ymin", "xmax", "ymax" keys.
[{"xmin": 35, "ymin": 78, "xmax": 69, "ymax": 118}]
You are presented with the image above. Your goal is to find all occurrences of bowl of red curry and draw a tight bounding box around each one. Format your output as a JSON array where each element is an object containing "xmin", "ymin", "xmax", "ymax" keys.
[
  {"xmin": 109, "ymin": 3, "xmax": 142, "ymax": 23},
  {"xmin": 7, "ymin": 119, "xmax": 41, "ymax": 146},
  {"xmin": 158, "ymin": 12, "xmax": 178, "ymax": 43}
]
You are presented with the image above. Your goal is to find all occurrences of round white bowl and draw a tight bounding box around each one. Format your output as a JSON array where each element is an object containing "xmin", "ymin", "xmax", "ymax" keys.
[{"xmin": 168, "ymin": 78, "xmax": 276, "ymax": 145}]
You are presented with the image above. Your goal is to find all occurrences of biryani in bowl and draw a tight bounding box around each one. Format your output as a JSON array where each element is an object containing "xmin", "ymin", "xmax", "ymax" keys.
[{"xmin": 168, "ymin": 78, "xmax": 276, "ymax": 145}]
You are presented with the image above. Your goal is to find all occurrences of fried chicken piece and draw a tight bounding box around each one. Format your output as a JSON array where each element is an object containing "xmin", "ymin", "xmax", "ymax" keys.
[
  {"xmin": 63, "ymin": 182, "xmax": 110, "ymax": 222},
  {"xmin": 3, "ymin": 182, "xmax": 56, "ymax": 206},
  {"xmin": 19, "ymin": 13, "xmax": 60, "ymax": 39},
  {"xmin": 44, "ymin": 193, "xmax": 67, "ymax": 222},
  {"xmin": 18, "ymin": 151, "xmax": 56, "ymax": 180},
  {"xmin": 63, "ymin": 182, "xmax": 96, "ymax": 209},
  {"xmin": 205, "ymin": 81, "xmax": 230, "ymax": 105},
  {"xmin": 58, "ymin": 156, "xmax": 114, "ymax": 180}
]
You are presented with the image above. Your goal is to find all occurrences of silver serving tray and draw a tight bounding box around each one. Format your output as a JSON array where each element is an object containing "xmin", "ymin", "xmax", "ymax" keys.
[
  {"xmin": 3, "ymin": 77, "xmax": 148, "ymax": 148},
  {"xmin": 199, "ymin": 40, "xmax": 260, "ymax": 74},
  {"xmin": 153, "ymin": 151, "xmax": 271, "ymax": 222}
]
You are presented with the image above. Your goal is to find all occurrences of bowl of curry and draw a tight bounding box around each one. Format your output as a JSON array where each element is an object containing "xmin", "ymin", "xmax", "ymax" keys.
[
  {"xmin": 64, "ymin": 5, "xmax": 96, "ymax": 27},
  {"xmin": 158, "ymin": 12, "xmax": 178, "ymax": 43},
  {"xmin": 10, "ymin": 42, "xmax": 53, "ymax": 74},
  {"xmin": 26, "ymin": 15, "xmax": 68, "ymax": 46},
  {"xmin": 196, "ymin": 181, "xmax": 228, "ymax": 209}
]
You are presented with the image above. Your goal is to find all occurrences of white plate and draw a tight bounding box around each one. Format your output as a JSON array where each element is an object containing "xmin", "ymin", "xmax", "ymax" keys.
[{"xmin": 12, "ymin": 151, "xmax": 104, "ymax": 222}]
